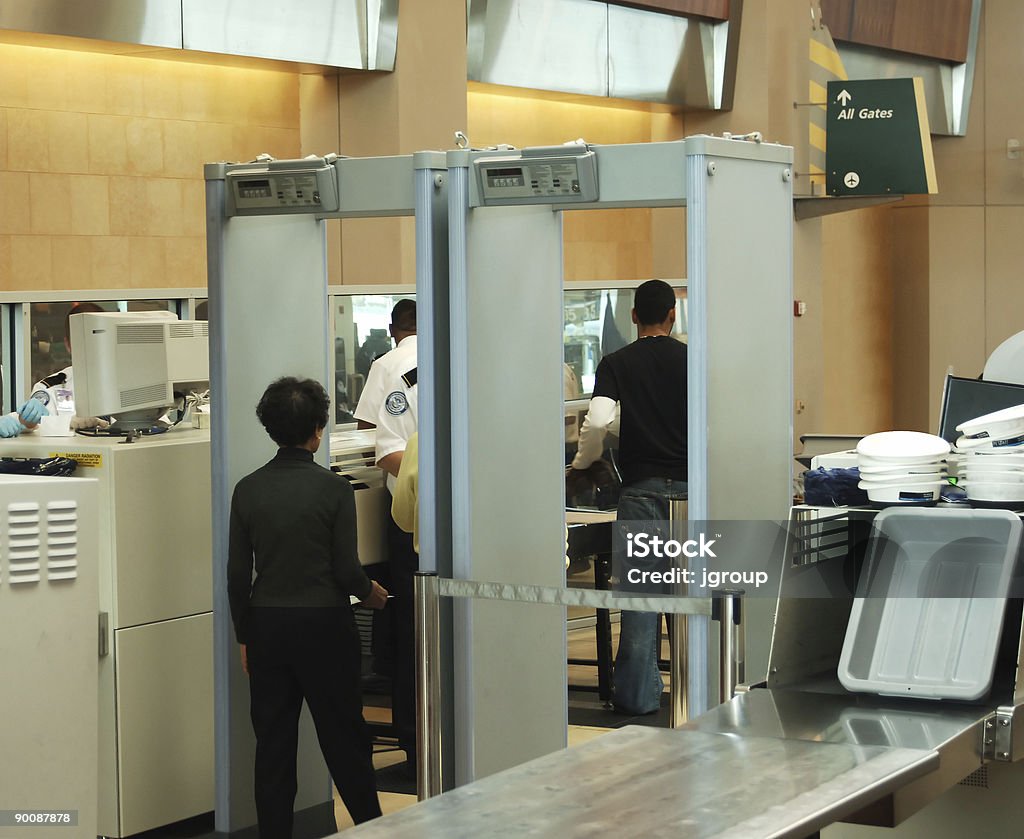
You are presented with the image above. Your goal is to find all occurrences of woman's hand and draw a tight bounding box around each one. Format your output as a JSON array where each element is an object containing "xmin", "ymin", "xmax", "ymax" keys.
[{"xmin": 360, "ymin": 580, "xmax": 389, "ymax": 610}]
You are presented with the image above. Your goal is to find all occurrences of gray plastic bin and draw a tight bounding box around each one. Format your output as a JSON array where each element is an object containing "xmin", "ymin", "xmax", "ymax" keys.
[{"xmin": 838, "ymin": 508, "xmax": 1021, "ymax": 700}]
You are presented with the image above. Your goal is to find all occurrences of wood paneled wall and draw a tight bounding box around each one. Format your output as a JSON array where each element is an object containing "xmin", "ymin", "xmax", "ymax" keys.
[
  {"xmin": 0, "ymin": 41, "xmax": 301, "ymax": 291},
  {"xmin": 821, "ymin": 0, "xmax": 973, "ymax": 63}
]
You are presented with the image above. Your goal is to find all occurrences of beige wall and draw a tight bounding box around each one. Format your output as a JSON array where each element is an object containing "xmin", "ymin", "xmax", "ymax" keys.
[
  {"xmin": 333, "ymin": 0, "xmax": 469, "ymax": 285},
  {"xmin": 821, "ymin": 206, "xmax": 894, "ymax": 433},
  {"xmin": 0, "ymin": 0, "xmax": 918, "ymax": 446},
  {"xmin": 890, "ymin": 0, "xmax": 1024, "ymax": 431},
  {"xmin": 468, "ymin": 88, "xmax": 684, "ymax": 281},
  {"xmin": 0, "ymin": 41, "xmax": 302, "ymax": 292}
]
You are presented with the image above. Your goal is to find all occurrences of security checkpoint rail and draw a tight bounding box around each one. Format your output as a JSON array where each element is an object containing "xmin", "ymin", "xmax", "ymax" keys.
[{"xmin": 413, "ymin": 579, "xmax": 743, "ymax": 800}]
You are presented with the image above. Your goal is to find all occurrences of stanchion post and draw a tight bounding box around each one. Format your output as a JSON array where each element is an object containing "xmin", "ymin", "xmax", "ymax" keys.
[
  {"xmin": 716, "ymin": 594, "xmax": 733, "ymax": 704},
  {"xmin": 414, "ymin": 571, "xmax": 442, "ymax": 799},
  {"xmin": 715, "ymin": 591, "xmax": 743, "ymax": 702},
  {"xmin": 668, "ymin": 499, "xmax": 688, "ymax": 728}
]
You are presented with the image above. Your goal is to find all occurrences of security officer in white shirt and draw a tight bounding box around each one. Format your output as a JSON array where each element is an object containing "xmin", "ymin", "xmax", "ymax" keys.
[
  {"xmin": 369, "ymin": 304, "xmax": 420, "ymax": 776},
  {"xmin": 31, "ymin": 365, "xmax": 75, "ymax": 417},
  {"xmin": 351, "ymin": 300, "xmax": 420, "ymax": 774},
  {"xmin": 353, "ymin": 300, "xmax": 417, "ymax": 432},
  {"xmin": 30, "ymin": 302, "xmax": 108, "ymax": 431},
  {"xmin": 374, "ymin": 354, "xmax": 418, "ymax": 490}
]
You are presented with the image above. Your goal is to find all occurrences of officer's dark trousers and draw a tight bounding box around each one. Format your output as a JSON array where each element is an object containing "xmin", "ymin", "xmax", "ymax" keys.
[{"xmin": 247, "ymin": 606, "xmax": 381, "ymax": 837}]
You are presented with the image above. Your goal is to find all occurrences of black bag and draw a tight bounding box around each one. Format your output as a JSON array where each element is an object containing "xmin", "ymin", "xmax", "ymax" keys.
[
  {"xmin": 0, "ymin": 457, "xmax": 78, "ymax": 477},
  {"xmin": 802, "ymin": 466, "xmax": 867, "ymax": 507}
]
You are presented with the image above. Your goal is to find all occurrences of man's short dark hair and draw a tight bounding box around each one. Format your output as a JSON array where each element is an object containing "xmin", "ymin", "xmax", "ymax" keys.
[
  {"xmin": 391, "ymin": 299, "xmax": 416, "ymax": 334},
  {"xmin": 256, "ymin": 377, "xmax": 330, "ymax": 447},
  {"xmin": 633, "ymin": 280, "xmax": 676, "ymax": 326}
]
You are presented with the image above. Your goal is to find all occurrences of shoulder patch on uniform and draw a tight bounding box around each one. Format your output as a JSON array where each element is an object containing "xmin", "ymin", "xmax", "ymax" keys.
[
  {"xmin": 30, "ymin": 390, "xmax": 50, "ymax": 406},
  {"xmin": 41, "ymin": 372, "xmax": 67, "ymax": 388},
  {"xmin": 385, "ymin": 391, "xmax": 408, "ymax": 416}
]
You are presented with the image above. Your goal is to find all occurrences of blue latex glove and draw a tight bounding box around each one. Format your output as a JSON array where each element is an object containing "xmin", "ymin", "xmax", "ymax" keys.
[
  {"xmin": 17, "ymin": 398, "xmax": 47, "ymax": 426},
  {"xmin": 0, "ymin": 414, "xmax": 23, "ymax": 438}
]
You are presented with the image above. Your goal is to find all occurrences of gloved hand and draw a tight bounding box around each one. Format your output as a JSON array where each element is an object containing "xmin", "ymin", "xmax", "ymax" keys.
[
  {"xmin": 71, "ymin": 416, "xmax": 110, "ymax": 431},
  {"xmin": 0, "ymin": 414, "xmax": 24, "ymax": 438},
  {"xmin": 17, "ymin": 398, "xmax": 47, "ymax": 427}
]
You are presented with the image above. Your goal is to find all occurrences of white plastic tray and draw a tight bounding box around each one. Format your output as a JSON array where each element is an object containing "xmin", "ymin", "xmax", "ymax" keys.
[{"xmin": 838, "ymin": 508, "xmax": 1021, "ymax": 700}]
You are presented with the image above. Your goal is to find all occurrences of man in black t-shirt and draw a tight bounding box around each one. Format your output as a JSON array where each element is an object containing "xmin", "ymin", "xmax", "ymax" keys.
[{"xmin": 571, "ymin": 280, "xmax": 687, "ymax": 715}]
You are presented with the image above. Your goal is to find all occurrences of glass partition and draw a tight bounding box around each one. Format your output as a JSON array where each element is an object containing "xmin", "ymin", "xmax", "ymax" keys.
[
  {"xmin": 7, "ymin": 284, "xmax": 685, "ymax": 419},
  {"xmin": 331, "ymin": 292, "xmax": 417, "ymax": 425}
]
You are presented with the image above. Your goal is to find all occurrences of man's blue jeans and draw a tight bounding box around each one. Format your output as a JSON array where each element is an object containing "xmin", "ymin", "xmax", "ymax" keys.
[{"xmin": 613, "ymin": 476, "xmax": 688, "ymax": 714}]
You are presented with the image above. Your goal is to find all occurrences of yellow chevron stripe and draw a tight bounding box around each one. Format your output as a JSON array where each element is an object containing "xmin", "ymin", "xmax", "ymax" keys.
[
  {"xmin": 810, "ymin": 164, "xmax": 825, "ymax": 175},
  {"xmin": 809, "ymin": 122, "xmax": 827, "ymax": 152},
  {"xmin": 810, "ymin": 38, "xmax": 847, "ymax": 80},
  {"xmin": 809, "ymin": 80, "xmax": 828, "ymax": 110}
]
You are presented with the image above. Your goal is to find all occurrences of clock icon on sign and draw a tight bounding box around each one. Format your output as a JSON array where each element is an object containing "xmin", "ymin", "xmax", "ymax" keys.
[{"xmin": 844, "ymin": 172, "xmax": 860, "ymax": 188}]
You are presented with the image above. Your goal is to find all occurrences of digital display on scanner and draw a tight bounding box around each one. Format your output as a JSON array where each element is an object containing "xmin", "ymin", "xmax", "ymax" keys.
[
  {"xmin": 487, "ymin": 167, "xmax": 525, "ymax": 188},
  {"xmin": 238, "ymin": 179, "xmax": 272, "ymax": 199}
]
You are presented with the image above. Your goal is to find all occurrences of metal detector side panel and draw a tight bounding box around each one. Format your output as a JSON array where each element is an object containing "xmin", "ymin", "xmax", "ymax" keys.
[
  {"xmin": 686, "ymin": 145, "xmax": 794, "ymax": 714},
  {"xmin": 686, "ymin": 149, "xmax": 793, "ymax": 523},
  {"xmin": 208, "ymin": 209, "xmax": 333, "ymax": 831},
  {"xmin": 450, "ymin": 201, "xmax": 568, "ymax": 784}
]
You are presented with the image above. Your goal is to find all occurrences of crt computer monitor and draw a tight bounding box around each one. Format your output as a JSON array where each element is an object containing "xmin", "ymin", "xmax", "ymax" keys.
[{"xmin": 70, "ymin": 311, "xmax": 209, "ymax": 431}]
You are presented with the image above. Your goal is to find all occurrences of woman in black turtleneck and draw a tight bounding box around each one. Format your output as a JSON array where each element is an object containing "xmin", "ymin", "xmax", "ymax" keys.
[{"xmin": 228, "ymin": 376, "xmax": 388, "ymax": 836}]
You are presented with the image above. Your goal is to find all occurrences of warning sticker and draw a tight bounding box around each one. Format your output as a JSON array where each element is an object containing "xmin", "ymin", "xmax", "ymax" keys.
[{"xmin": 49, "ymin": 452, "xmax": 103, "ymax": 469}]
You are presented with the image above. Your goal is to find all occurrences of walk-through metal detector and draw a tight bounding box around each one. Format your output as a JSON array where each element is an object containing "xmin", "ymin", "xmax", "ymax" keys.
[
  {"xmin": 204, "ymin": 152, "xmax": 451, "ymax": 837},
  {"xmin": 442, "ymin": 136, "xmax": 794, "ymax": 784},
  {"xmin": 204, "ymin": 137, "xmax": 794, "ymax": 826}
]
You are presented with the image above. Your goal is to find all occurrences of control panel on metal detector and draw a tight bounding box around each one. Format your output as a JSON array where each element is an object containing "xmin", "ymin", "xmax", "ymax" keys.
[
  {"xmin": 226, "ymin": 158, "xmax": 341, "ymax": 215},
  {"xmin": 474, "ymin": 146, "xmax": 598, "ymax": 206}
]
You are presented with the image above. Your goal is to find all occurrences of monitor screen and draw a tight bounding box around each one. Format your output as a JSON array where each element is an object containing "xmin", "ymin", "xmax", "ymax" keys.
[
  {"xmin": 938, "ymin": 375, "xmax": 1024, "ymax": 444},
  {"xmin": 70, "ymin": 311, "xmax": 209, "ymax": 430}
]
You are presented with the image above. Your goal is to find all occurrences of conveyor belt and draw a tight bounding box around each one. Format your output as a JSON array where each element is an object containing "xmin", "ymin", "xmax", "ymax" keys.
[{"xmin": 339, "ymin": 726, "xmax": 937, "ymax": 838}]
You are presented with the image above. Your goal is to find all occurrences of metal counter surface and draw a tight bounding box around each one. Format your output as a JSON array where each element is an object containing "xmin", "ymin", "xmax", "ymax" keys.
[
  {"xmin": 683, "ymin": 687, "xmax": 990, "ymax": 826},
  {"xmin": 684, "ymin": 687, "xmax": 989, "ymax": 753},
  {"xmin": 339, "ymin": 726, "xmax": 937, "ymax": 838}
]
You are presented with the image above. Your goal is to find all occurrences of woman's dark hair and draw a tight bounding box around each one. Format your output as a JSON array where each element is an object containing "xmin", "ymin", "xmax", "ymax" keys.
[
  {"xmin": 256, "ymin": 377, "xmax": 330, "ymax": 447},
  {"xmin": 633, "ymin": 280, "xmax": 676, "ymax": 326}
]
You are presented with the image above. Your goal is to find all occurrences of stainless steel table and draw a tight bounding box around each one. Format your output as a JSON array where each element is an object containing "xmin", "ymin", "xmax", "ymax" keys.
[
  {"xmin": 339, "ymin": 725, "xmax": 937, "ymax": 838},
  {"xmin": 684, "ymin": 687, "xmax": 990, "ymax": 826}
]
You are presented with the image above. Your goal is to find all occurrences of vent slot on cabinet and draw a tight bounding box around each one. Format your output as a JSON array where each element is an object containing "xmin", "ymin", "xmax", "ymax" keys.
[
  {"xmin": 8, "ymin": 502, "xmax": 41, "ymax": 585},
  {"xmin": 47, "ymin": 501, "xmax": 78, "ymax": 581}
]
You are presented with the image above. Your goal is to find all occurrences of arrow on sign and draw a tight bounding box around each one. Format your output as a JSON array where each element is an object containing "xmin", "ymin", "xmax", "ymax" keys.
[{"xmin": 837, "ymin": 89, "xmax": 853, "ymax": 106}]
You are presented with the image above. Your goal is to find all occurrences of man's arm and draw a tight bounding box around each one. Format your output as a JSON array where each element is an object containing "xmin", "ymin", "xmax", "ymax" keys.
[
  {"xmin": 378, "ymin": 450, "xmax": 403, "ymax": 477},
  {"xmin": 571, "ymin": 396, "xmax": 617, "ymax": 470},
  {"xmin": 374, "ymin": 383, "xmax": 413, "ymax": 477},
  {"xmin": 571, "ymin": 357, "xmax": 620, "ymax": 471}
]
